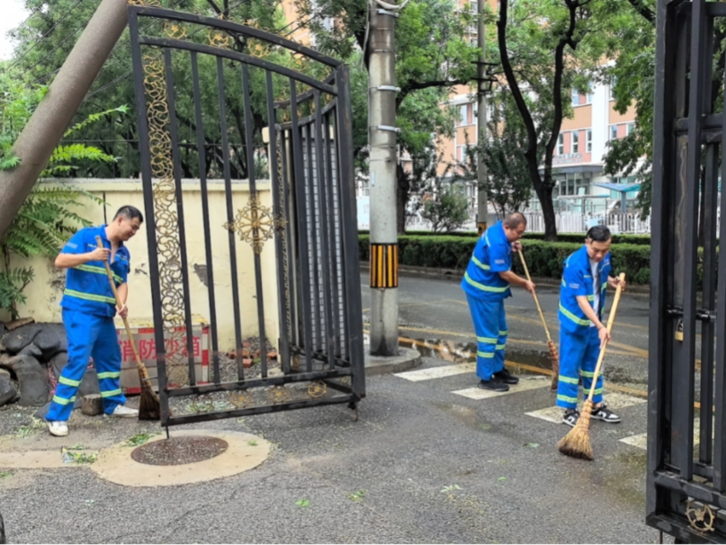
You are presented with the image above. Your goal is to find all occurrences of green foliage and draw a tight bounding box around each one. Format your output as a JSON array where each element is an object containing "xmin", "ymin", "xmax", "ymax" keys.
[
  {"xmin": 422, "ymin": 187, "xmax": 471, "ymax": 233},
  {"xmin": 358, "ymin": 234, "xmax": 655, "ymax": 284}
]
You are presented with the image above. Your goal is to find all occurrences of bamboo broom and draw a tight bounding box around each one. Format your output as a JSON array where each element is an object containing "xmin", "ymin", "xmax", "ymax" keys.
[
  {"xmin": 557, "ymin": 272, "xmax": 626, "ymax": 461},
  {"xmin": 96, "ymin": 236, "xmax": 161, "ymax": 420},
  {"xmin": 518, "ymin": 250, "xmax": 560, "ymax": 390}
]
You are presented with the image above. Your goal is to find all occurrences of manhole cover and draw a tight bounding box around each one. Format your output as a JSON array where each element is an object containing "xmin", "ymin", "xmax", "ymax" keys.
[{"xmin": 131, "ymin": 436, "xmax": 229, "ymax": 466}]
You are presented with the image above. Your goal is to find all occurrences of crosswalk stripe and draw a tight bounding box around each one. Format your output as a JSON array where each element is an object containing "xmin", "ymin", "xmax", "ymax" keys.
[
  {"xmin": 453, "ymin": 377, "xmax": 548, "ymax": 400},
  {"xmin": 394, "ymin": 362, "xmax": 475, "ymax": 382},
  {"xmin": 526, "ymin": 392, "xmax": 647, "ymax": 424},
  {"xmin": 619, "ymin": 417, "xmax": 711, "ymax": 451}
]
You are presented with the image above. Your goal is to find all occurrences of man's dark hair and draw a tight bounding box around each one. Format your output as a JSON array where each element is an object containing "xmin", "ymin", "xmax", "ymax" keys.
[
  {"xmin": 586, "ymin": 225, "xmax": 611, "ymax": 243},
  {"xmin": 114, "ymin": 205, "xmax": 144, "ymax": 223},
  {"xmin": 503, "ymin": 212, "xmax": 526, "ymax": 229}
]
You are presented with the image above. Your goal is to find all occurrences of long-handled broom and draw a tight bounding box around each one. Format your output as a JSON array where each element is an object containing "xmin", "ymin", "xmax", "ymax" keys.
[
  {"xmin": 557, "ymin": 272, "xmax": 626, "ymax": 461},
  {"xmin": 518, "ymin": 250, "xmax": 560, "ymax": 390},
  {"xmin": 96, "ymin": 236, "xmax": 161, "ymax": 420}
]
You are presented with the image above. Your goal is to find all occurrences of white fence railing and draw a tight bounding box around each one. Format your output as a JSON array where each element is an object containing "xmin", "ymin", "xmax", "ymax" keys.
[{"xmin": 522, "ymin": 213, "xmax": 651, "ymax": 234}]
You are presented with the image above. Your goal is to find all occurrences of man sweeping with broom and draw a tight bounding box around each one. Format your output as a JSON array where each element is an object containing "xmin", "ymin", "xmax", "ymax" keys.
[
  {"xmin": 45, "ymin": 206, "xmax": 145, "ymax": 437},
  {"xmin": 556, "ymin": 225, "xmax": 626, "ymax": 427}
]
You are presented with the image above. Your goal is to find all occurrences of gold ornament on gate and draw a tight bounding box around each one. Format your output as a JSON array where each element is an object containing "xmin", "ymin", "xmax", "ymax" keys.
[
  {"xmin": 224, "ymin": 193, "xmax": 286, "ymax": 254},
  {"xmin": 268, "ymin": 385, "xmax": 291, "ymax": 404},
  {"xmin": 208, "ymin": 29, "xmax": 231, "ymax": 48},
  {"xmin": 686, "ymin": 500, "xmax": 715, "ymax": 533},
  {"xmin": 307, "ymin": 381, "xmax": 327, "ymax": 399},
  {"xmin": 230, "ymin": 390, "xmax": 253, "ymax": 409},
  {"xmin": 164, "ymin": 21, "xmax": 187, "ymax": 40}
]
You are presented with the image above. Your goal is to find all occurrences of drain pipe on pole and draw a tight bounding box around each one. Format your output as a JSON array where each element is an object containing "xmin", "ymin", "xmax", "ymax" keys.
[
  {"xmin": 368, "ymin": 0, "xmax": 406, "ymax": 357},
  {"xmin": 0, "ymin": 0, "xmax": 130, "ymax": 241}
]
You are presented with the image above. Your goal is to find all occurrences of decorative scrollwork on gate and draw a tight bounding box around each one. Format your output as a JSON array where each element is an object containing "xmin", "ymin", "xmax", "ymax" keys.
[
  {"xmin": 141, "ymin": 49, "xmax": 189, "ymax": 387},
  {"xmin": 224, "ymin": 194, "xmax": 287, "ymax": 255},
  {"xmin": 230, "ymin": 390, "xmax": 253, "ymax": 409},
  {"xmin": 307, "ymin": 381, "xmax": 327, "ymax": 399},
  {"xmin": 686, "ymin": 500, "xmax": 716, "ymax": 533},
  {"xmin": 268, "ymin": 385, "xmax": 291, "ymax": 404}
]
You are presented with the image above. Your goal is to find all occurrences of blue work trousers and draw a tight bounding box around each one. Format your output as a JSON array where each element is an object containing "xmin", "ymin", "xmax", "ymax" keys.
[
  {"xmin": 46, "ymin": 310, "xmax": 126, "ymax": 422},
  {"xmin": 466, "ymin": 294, "xmax": 507, "ymax": 381},
  {"xmin": 556, "ymin": 326, "xmax": 604, "ymax": 409}
]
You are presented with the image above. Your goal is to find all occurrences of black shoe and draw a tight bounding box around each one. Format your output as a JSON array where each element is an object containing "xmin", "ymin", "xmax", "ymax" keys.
[
  {"xmin": 562, "ymin": 408, "xmax": 580, "ymax": 427},
  {"xmin": 493, "ymin": 368, "xmax": 519, "ymax": 385},
  {"xmin": 591, "ymin": 404, "xmax": 621, "ymax": 423},
  {"xmin": 478, "ymin": 378, "xmax": 509, "ymax": 392}
]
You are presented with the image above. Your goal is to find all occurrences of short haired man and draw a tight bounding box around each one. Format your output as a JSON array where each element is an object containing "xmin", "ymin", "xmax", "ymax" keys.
[
  {"xmin": 46, "ymin": 206, "xmax": 144, "ymax": 437},
  {"xmin": 557, "ymin": 225, "xmax": 626, "ymax": 426},
  {"xmin": 461, "ymin": 212, "xmax": 536, "ymax": 391}
]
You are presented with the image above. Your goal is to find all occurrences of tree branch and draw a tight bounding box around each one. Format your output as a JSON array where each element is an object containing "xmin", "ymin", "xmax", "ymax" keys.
[
  {"xmin": 625, "ymin": 0, "xmax": 656, "ymax": 25},
  {"xmin": 396, "ymin": 78, "xmax": 468, "ymax": 109}
]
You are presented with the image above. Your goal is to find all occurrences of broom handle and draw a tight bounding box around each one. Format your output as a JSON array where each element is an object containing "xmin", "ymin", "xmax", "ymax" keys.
[
  {"xmin": 518, "ymin": 249, "xmax": 552, "ymax": 343},
  {"xmin": 95, "ymin": 236, "xmax": 151, "ymax": 382},
  {"xmin": 585, "ymin": 272, "xmax": 626, "ymax": 403}
]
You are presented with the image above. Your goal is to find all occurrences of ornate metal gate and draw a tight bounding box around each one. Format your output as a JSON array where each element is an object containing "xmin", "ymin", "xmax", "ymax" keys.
[
  {"xmin": 649, "ymin": 0, "xmax": 726, "ymax": 541},
  {"xmin": 128, "ymin": 4, "xmax": 364, "ymax": 427}
]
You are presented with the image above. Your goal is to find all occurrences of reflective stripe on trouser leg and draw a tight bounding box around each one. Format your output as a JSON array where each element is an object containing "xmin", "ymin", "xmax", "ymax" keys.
[
  {"xmin": 494, "ymin": 303, "xmax": 507, "ymax": 374},
  {"xmin": 467, "ymin": 294, "xmax": 502, "ymax": 381},
  {"xmin": 91, "ymin": 316, "xmax": 126, "ymax": 414},
  {"xmin": 556, "ymin": 326, "xmax": 589, "ymax": 409},
  {"xmin": 46, "ymin": 310, "xmax": 99, "ymax": 422},
  {"xmin": 580, "ymin": 328, "xmax": 604, "ymax": 405}
]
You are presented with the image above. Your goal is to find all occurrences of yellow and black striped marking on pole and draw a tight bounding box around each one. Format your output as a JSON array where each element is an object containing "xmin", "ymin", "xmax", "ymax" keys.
[{"xmin": 370, "ymin": 243, "xmax": 399, "ymax": 288}]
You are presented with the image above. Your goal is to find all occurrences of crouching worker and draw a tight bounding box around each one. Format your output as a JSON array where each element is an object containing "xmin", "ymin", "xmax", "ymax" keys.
[
  {"xmin": 461, "ymin": 212, "xmax": 535, "ymax": 392},
  {"xmin": 46, "ymin": 206, "xmax": 144, "ymax": 437},
  {"xmin": 557, "ymin": 225, "xmax": 626, "ymax": 427}
]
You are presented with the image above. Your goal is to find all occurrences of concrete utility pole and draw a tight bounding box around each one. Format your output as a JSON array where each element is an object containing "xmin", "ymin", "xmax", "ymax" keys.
[
  {"xmin": 0, "ymin": 0, "xmax": 129, "ymax": 241},
  {"xmin": 476, "ymin": 0, "xmax": 488, "ymax": 236},
  {"xmin": 368, "ymin": 0, "xmax": 399, "ymax": 356}
]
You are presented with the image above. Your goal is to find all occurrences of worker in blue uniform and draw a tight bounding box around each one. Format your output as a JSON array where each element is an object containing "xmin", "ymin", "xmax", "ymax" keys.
[
  {"xmin": 557, "ymin": 225, "xmax": 626, "ymax": 426},
  {"xmin": 461, "ymin": 212, "xmax": 535, "ymax": 391},
  {"xmin": 46, "ymin": 206, "xmax": 144, "ymax": 437}
]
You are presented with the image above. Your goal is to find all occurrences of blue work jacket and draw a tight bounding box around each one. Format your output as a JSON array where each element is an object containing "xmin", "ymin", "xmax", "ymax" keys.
[
  {"xmin": 558, "ymin": 245, "xmax": 611, "ymax": 333},
  {"xmin": 60, "ymin": 225, "xmax": 130, "ymax": 318},
  {"xmin": 460, "ymin": 221, "xmax": 512, "ymax": 302}
]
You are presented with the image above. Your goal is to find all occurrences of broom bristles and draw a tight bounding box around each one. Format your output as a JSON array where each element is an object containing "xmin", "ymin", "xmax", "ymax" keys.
[
  {"xmin": 137, "ymin": 377, "xmax": 161, "ymax": 421},
  {"xmin": 557, "ymin": 399, "xmax": 594, "ymax": 461},
  {"xmin": 548, "ymin": 340, "xmax": 559, "ymax": 391}
]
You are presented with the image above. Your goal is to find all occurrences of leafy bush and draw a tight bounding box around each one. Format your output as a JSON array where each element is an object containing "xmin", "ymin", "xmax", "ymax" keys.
[
  {"xmin": 358, "ymin": 235, "xmax": 655, "ymax": 284},
  {"xmin": 0, "ymin": 77, "xmax": 123, "ymax": 318}
]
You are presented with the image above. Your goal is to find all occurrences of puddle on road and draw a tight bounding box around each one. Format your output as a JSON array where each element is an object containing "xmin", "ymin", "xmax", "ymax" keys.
[{"xmin": 398, "ymin": 338, "xmax": 553, "ymax": 376}]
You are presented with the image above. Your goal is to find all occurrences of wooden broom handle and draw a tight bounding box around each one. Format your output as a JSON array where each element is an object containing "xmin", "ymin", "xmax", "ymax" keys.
[
  {"xmin": 518, "ymin": 249, "xmax": 552, "ymax": 343},
  {"xmin": 585, "ymin": 272, "xmax": 626, "ymax": 402},
  {"xmin": 95, "ymin": 236, "xmax": 147, "ymax": 377}
]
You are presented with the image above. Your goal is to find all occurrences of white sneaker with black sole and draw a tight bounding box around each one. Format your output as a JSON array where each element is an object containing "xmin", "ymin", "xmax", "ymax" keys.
[{"xmin": 591, "ymin": 403, "xmax": 621, "ymax": 423}]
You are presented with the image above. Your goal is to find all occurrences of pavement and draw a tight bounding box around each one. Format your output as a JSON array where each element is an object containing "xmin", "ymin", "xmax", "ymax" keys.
[{"xmin": 0, "ymin": 272, "xmax": 671, "ymax": 544}]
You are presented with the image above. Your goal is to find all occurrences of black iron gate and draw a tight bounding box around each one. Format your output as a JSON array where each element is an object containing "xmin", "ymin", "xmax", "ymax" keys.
[
  {"xmin": 649, "ymin": 0, "xmax": 726, "ymax": 541},
  {"xmin": 128, "ymin": 4, "xmax": 364, "ymax": 427}
]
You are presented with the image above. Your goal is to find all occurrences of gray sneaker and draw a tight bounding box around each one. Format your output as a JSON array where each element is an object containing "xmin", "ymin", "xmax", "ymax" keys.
[
  {"xmin": 110, "ymin": 405, "xmax": 138, "ymax": 418},
  {"xmin": 591, "ymin": 404, "xmax": 621, "ymax": 423}
]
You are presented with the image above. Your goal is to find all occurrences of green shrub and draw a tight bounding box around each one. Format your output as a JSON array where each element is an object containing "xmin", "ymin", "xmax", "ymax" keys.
[{"xmin": 358, "ymin": 235, "xmax": 655, "ymax": 284}]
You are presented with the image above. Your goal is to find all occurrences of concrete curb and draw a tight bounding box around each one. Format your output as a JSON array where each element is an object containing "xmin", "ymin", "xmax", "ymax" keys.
[{"xmin": 364, "ymin": 346, "xmax": 421, "ymax": 376}]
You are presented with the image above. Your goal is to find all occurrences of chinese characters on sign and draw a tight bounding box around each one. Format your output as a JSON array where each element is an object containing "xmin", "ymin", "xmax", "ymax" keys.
[{"xmin": 119, "ymin": 336, "xmax": 202, "ymax": 363}]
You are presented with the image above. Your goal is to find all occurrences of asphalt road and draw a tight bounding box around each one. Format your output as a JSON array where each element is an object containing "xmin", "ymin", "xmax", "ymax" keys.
[
  {"xmin": 0, "ymin": 272, "xmax": 671, "ymax": 544},
  {"xmin": 361, "ymin": 271, "xmax": 654, "ymax": 389}
]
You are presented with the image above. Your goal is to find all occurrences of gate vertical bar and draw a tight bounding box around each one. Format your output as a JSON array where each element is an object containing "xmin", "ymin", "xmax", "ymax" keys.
[
  {"xmin": 324, "ymin": 110, "xmax": 342, "ymax": 359},
  {"xmin": 191, "ymin": 51, "xmax": 221, "ymax": 383},
  {"xmin": 163, "ymin": 48, "xmax": 197, "ymax": 386},
  {"xmin": 334, "ymin": 65, "xmax": 365, "ymax": 393},
  {"xmin": 647, "ymin": 0, "xmax": 677, "ymax": 518},
  {"xmin": 305, "ymin": 123, "xmax": 322, "ymax": 354},
  {"xmin": 289, "ymin": 80, "xmax": 315, "ymax": 371},
  {"xmin": 713, "ymin": 57, "xmax": 726, "ymax": 492},
  {"xmin": 280, "ymin": 127, "xmax": 297, "ymax": 372},
  {"xmin": 314, "ymin": 91, "xmax": 335, "ymax": 364},
  {"xmin": 241, "ymin": 63, "xmax": 268, "ymax": 378},
  {"xmin": 129, "ymin": 11, "xmax": 169, "ymax": 423},
  {"xmin": 266, "ymin": 72, "xmax": 290, "ymax": 374},
  {"xmin": 216, "ymin": 56, "xmax": 245, "ymax": 380},
  {"xmin": 676, "ymin": 0, "xmax": 707, "ymax": 479}
]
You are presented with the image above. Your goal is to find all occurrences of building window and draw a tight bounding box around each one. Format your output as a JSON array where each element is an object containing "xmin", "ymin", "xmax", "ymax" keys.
[
  {"xmin": 610, "ymin": 76, "xmax": 617, "ymax": 100},
  {"xmin": 572, "ymin": 89, "xmax": 579, "ymax": 106},
  {"xmin": 558, "ymin": 133, "xmax": 564, "ymax": 155},
  {"xmin": 586, "ymin": 129, "xmax": 592, "ymax": 152},
  {"xmin": 610, "ymin": 125, "xmax": 618, "ymax": 141},
  {"xmin": 457, "ymin": 104, "xmax": 471, "ymax": 126},
  {"xmin": 586, "ymin": 86, "xmax": 594, "ymax": 104},
  {"xmin": 572, "ymin": 131, "xmax": 579, "ymax": 153},
  {"xmin": 627, "ymin": 123, "xmax": 635, "ymax": 136}
]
